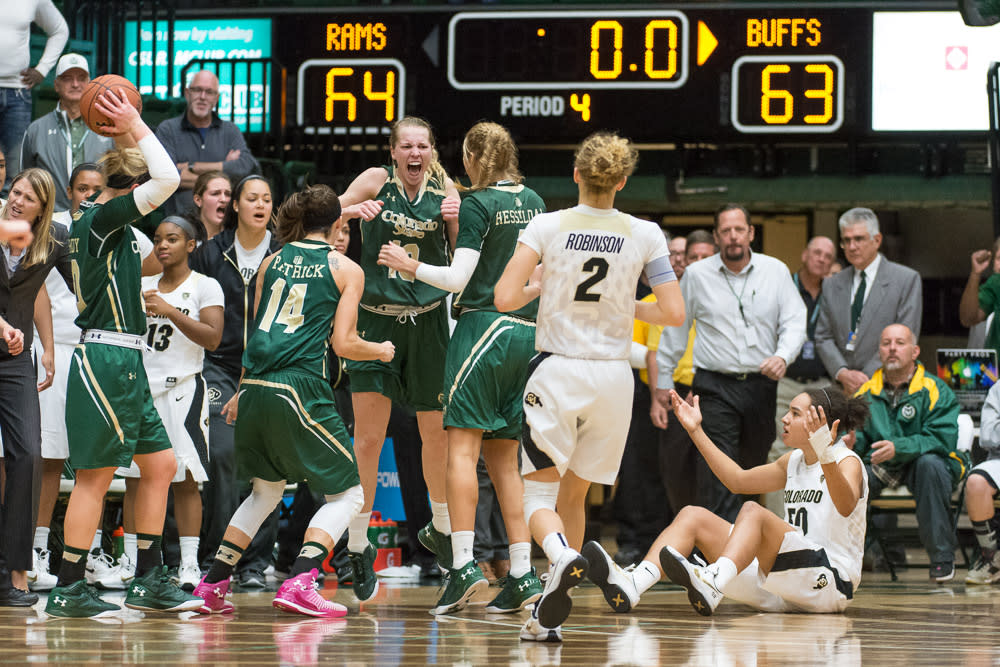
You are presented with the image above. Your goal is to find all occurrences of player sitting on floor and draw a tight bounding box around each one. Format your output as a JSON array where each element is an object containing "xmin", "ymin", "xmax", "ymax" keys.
[{"xmin": 584, "ymin": 386, "xmax": 869, "ymax": 615}]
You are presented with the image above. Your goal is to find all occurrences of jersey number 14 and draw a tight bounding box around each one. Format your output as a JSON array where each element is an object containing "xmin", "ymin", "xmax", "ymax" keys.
[{"xmin": 258, "ymin": 278, "xmax": 307, "ymax": 334}]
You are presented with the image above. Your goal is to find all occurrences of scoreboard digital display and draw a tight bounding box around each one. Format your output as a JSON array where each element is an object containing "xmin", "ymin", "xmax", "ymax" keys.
[{"xmin": 267, "ymin": 6, "xmax": 982, "ymax": 141}]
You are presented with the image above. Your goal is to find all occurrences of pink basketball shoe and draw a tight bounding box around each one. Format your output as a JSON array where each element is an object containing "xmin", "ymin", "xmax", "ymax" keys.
[
  {"xmin": 273, "ymin": 568, "xmax": 347, "ymax": 618},
  {"xmin": 193, "ymin": 575, "xmax": 235, "ymax": 614}
]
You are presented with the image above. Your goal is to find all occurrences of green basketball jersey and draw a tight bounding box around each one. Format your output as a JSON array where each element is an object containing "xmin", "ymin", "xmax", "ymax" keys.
[
  {"xmin": 243, "ymin": 239, "xmax": 341, "ymax": 380},
  {"xmin": 359, "ymin": 165, "xmax": 450, "ymax": 307},
  {"xmin": 454, "ymin": 182, "xmax": 545, "ymax": 320},
  {"xmin": 69, "ymin": 194, "xmax": 147, "ymax": 334}
]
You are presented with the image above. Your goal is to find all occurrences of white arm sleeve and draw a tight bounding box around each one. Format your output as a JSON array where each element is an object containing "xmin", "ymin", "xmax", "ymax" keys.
[
  {"xmin": 133, "ymin": 134, "xmax": 181, "ymax": 216},
  {"xmin": 414, "ymin": 247, "xmax": 481, "ymax": 293}
]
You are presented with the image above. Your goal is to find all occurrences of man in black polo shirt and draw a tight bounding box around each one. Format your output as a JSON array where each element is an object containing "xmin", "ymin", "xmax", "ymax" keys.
[{"xmin": 154, "ymin": 70, "xmax": 259, "ymax": 216}]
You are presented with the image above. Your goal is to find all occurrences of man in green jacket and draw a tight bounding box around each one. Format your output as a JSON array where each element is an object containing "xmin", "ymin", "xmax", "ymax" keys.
[{"xmin": 854, "ymin": 324, "xmax": 963, "ymax": 582}]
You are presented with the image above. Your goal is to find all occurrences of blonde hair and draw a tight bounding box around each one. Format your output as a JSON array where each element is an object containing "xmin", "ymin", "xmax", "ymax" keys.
[
  {"xmin": 574, "ymin": 132, "xmax": 638, "ymax": 193},
  {"xmin": 99, "ymin": 147, "xmax": 149, "ymax": 190},
  {"xmin": 461, "ymin": 122, "xmax": 522, "ymax": 191},
  {"xmin": 390, "ymin": 116, "xmax": 449, "ymax": 187},
  {"xmin": 1, "ymin": 168, "xmax": 58, "ymax": 268}
]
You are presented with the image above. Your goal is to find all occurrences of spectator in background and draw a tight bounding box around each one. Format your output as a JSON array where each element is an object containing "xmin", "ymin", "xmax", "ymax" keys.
[
  {"xmin": 772, "ymin": 237, "xmax": 836, "ymax": 452},
  {"xmin": 959, "ymin": 239, "xmax": 1000, "ymax": 351},
  {"xmin": 30, "ymin": 163, "xmax": 106, "ymax": 593},
  {"xmin": 0, "ymin": 146, "xmax": 7, "ymax": 206},
  {"xmin": 188, "ymin": 175, "xmax": 281, "ymax": 586},
  {"xmin": 815, "ymin": 207, "xmax": 922, "ymax": 396},
  {"xmin": 0, "ymin": 168, "xmax": 73, "ymax": 606},
  {"xmin": 650, "ymin": 229, "xmax": 715, "ymax": 515},
  {"xmin": 964, "ymin": 380, "xmax": 1000, "ymax": 585},
  {"xmin": 668, "ymin": 234, "xmax": 687, "ymax": 280},
  {"xmin": 20, "ymin": 54, "xmax": 114, "ymax": 211},
  {"xmin": 155, "ymin": 70, "xmax": 259, "ymax": 216},
  {"xmin": 656, "ymin": 204, "xmax": 805, "ymax": 522},
  {"xmin": 186, "ymin": 170, "xmax": 231, "ymax": 241},
  {"xmin": 853, "ymin": 324, "xmax": 963, "ymax": 583},
  {"xmin": 0, "ymin": 0, "xmax": 68, "ymax": 190}
]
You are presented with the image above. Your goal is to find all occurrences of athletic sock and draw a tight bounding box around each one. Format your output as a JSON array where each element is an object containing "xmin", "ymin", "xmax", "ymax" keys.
[
  {"xmin": 347, "ymin": 512, "xmax": 372, "ymax": 553},
  {"xmin": 451, "ymin": 531, "xmax": 475, "ymax": 570},
  {"xmin": 136, "ymin": 533, "xmax": 163, "ymax": 577},
  {"xmin": 124, "ymin": 533, "xmax": 138, "ymax": 563},
  {"xmin": 633, "ymin": 560, "xmax": 661, "ymax": 595},
  {"xmin": 973, "ymin": 519, "xmax": 997, "ymax": 557},
  {"xmin": 179, "ymin": 536, "xmax": 200, "ymax": 565},
  {"xmin": 509, "ymin": 542, "xmax": 532, "ymax": 578},
  {"xmin": 90, "ymin": 530, "xmax": 103, "ymax": 553},
  {"xmin": 57, "ymin": 545, "xmax": 90, "ymax": 587},
  {"xmin": 33, "ymin": 527, "xmax": 50, "ymax": 551},
  {"xmin": 290, "ymin": 541, "xmax": 329, "ymax": 577},
  {"xmin": 431, "ymin": 500, "xmax": 451, "ymax": 535},
  {"xmin": 541, "ymin": 532, "xmax": 570, "ymax": 566},
  {"xmin": 205, "ymin": 540, "xmax": 245, "ymax": 583},
  {"xmin": 711, "ymin": 556, "xmax": 738, "ymax": 591}
]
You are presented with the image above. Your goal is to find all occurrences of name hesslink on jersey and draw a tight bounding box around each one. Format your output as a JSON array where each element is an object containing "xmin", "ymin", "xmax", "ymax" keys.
[
  {"xmin": 382, "ymin": 209, "xmax": 439, "ymax": 239},
  {"xmin": 270, "ymin": 255, "xmax": 325, "ymax": 279},
  {"xmin": 784, "ymin": 488, "xmax": 824, "ymax": 504},
  {"xmin": 495, "ymin": 208, "xmax": 543, "ymax": 225},
  {"xmin": 565, "ymin": 232, "xmax": 624, "ymax": 254}
]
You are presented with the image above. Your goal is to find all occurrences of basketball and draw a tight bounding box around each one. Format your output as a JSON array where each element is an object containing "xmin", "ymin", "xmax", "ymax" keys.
[{"xmin": 80, "ymin": 74, "xmax": 143, "ymax": 137}]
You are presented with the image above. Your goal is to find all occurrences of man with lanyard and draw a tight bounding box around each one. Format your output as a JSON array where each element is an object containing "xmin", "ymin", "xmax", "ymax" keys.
[
  {"xmin": 656, "ymin": 204, "xmax": 806, "ymax": 522},
  {"xmin": 774, "ymin": 237, "xmax": 837, "ymax": 450},
  {"xmin": 19, "ymin": 54, "xmax": 113, "ymax": 211}
]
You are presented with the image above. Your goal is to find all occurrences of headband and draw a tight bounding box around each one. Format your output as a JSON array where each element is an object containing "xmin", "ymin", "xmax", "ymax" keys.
[
  {"xmin": 161, "ymin": 215, "xmax": 200, "ymax": 240},
  {"xmin": 821, "ymin": 387, "xmax": 833, "ymax": 415}
]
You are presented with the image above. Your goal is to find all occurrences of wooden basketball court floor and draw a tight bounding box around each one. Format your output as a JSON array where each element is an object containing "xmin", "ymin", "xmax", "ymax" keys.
[{"xmin": 2, "ymin": 563, "xmax": 997, "ymax": 666}]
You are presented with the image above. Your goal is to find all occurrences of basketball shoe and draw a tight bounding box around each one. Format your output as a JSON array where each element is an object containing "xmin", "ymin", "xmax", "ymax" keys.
[
  {"xmin": 28, "ymin": 548, "xmax": 57, "ymax": 592},
  {"xmin": 125, "ymin": 565, "xmax": 203, "ymax": 612},
  {"xmin": 45, "ymin": 579, "xmax": 120, "ymax": 618},
  {"xmin": 659, "ymin": 545, "xmax": 723, "ymax": 616},
  {"xmin": 582, "ymin": 540, "xmax": 639, "ymax": 613},
  {"xmin": 431, "ymin": 560, "xmax": 488, "ymax": 615},
  {"xmin": 346, "ymin": 544, "xmax": 379, "ymax": 602},
  {"xmin": 418, "ymin": 521, "xmax": 453, "ymax": 570},
  {"xmin": 486, "ymin": 568, "xmax": 543, "ymax": 613},
  {"xmin": 192, "ymin": 575, "xmax": 235, "ymax": 614},
  {"xmin": 86, "ymin": 548, "xmax": 126, "ymax": 590},
  {"xmin": 533, "ymin": 549, "xmax": 588, "ymax": 629},
  {"xmin": 273, "ymin": 568, "xmax": 347, "ymax": 618}
]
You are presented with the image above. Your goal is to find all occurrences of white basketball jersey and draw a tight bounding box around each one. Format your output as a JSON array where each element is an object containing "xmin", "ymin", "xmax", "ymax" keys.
[
  {"xmin": 519, "ymin": 205, "xmax": 671, "ymax": 360},
  {"xmin": 782, "ymin": 443, "xmax": 868, "ymax": 588},
  {"xmin": 142, "ymin": 271, "xmax": 224, "ymax": 396}
]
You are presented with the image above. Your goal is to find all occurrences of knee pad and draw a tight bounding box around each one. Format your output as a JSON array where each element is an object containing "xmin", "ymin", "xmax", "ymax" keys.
[
  {"xmin": 522, "ymin": 479, "xmax": 559, "ymax": 524},
  {"xmin": 322, "ymin": 484, "xmax": 365, "ymax": 518},
  {"xmin": 308, "ymin": 485, "xmax": 365, "ymax": 541},
  {"xmin": 228, "ymin": 478, "xmax": 285, "ymax": 536}
]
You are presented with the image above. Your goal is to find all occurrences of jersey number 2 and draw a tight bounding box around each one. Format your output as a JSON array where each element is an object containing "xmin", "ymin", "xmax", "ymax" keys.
[
  {"xmin": 258, "ymin": 278, "xmax": 307, "ymax": 334},
  {"xmin": 574, "ymin": 257, "xmax": 609, "ymax": 302}
]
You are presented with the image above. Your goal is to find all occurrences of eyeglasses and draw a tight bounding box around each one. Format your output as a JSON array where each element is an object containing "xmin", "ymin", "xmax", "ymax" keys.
[
  {"xmin": 187, "ymin": 87, "xmax": 219, "ymax": 97},
  {"xmin": 840, "ymin": 235, "xmax": 871, "ymax": 248}
]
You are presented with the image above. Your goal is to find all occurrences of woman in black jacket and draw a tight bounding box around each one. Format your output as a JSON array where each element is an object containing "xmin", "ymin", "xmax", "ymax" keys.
[
  {"xmin": 0, "ymin": 167, "xmax": 73, "ymax": 605},
  {"xmin": 188, "ymin": 174, "xmax": 280, "ymax": 582}
]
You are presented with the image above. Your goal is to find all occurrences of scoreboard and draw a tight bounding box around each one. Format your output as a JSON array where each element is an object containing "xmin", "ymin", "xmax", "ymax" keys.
[{"xmin": 268, "ymin": 5, "xmax": 993, "ymax": 141}]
